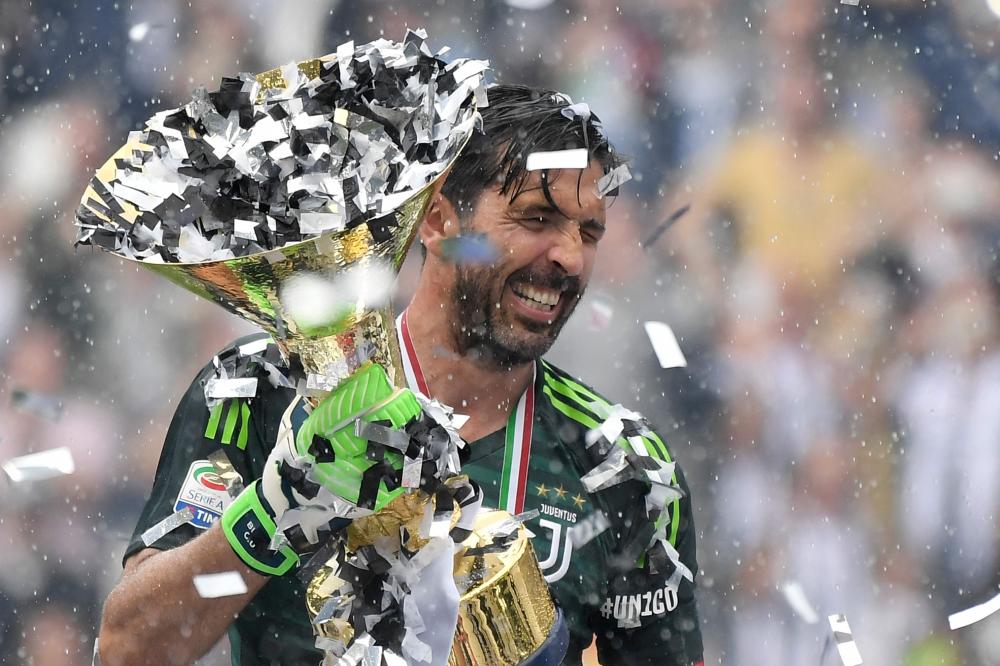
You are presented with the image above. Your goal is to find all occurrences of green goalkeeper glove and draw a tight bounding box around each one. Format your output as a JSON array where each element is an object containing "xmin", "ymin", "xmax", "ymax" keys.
[{"xmin": 221, "ymin": 363, "xmax": 420, "ymax": 576}]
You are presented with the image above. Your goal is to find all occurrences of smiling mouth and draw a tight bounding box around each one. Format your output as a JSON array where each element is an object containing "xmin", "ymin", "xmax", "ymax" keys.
[{"xmin": 510, "ymin": 282, "xmax": 562, "ymax": 313}]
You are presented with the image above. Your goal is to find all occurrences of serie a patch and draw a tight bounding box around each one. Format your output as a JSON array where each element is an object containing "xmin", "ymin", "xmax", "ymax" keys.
[{"xmin": 173, "ymin": 460, "xmax": 233, "ymax": 529}]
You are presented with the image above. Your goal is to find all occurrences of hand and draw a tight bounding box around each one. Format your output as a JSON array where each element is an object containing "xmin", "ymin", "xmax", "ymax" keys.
[{"xmin": 220, "ymin": 363, "xmax": 422, "ymax": 576}]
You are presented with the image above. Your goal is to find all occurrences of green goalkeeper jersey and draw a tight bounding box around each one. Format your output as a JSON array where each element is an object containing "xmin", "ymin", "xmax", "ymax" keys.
[{"xmin": 125, "ymin": 334, "xmax": 703, "ymax": 666}]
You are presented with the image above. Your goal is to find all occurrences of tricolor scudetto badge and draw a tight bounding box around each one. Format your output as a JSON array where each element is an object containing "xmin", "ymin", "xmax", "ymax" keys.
[{"xmin": 174, "ymin": 460, "xmax": 233, "ymax": 529}]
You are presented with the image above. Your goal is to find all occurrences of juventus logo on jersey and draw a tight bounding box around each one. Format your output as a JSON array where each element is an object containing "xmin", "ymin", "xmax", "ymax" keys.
[{"xmin": 536, "ymin": 518, "xmax": 574, "ymax": 583}]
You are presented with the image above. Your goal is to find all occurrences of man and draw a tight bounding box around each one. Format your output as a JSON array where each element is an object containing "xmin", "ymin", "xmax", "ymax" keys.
[{"xmin": 98, "ymin": 84, "xmax": 703, "ymax": 666}]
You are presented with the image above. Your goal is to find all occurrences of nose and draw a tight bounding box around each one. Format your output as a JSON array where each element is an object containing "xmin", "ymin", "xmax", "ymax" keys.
[{"xmin": 546, "ymin": 223, "xmax": 585, "ymax": 277}]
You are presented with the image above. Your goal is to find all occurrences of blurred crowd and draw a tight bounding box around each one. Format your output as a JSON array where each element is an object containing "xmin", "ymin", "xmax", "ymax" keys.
[{"xmin": 1, "ymin": 0, "xmax": 999, "ymax": 664}]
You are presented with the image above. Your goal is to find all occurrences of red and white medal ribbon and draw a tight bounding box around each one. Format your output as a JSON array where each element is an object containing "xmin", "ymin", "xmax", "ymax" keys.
[{"xmin": 396, "ymin": 310, "xmax": 535, "ymax": 513}]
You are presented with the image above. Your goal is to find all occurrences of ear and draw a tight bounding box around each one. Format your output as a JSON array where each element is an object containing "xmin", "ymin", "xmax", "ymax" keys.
[{"xmin": 419, "ymin": 193, "xmax": 461, "ymax": 260}]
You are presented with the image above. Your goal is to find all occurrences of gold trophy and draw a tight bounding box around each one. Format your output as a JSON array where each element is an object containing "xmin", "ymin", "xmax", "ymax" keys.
[{"xmin": 77, "ymin": 41, "xmax": 564, "ymax": 665}]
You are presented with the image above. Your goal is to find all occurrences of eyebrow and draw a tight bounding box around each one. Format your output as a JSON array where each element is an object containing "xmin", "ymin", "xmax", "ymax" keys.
[{"xmin": 515, "ymin": 202, "xmax": 606, "ymax": 232}]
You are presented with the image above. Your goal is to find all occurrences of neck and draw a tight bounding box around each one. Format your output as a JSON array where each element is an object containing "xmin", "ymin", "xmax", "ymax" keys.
[{"xmin": 404, "ymin": 288, "xmax": 534, "ymax": 440}]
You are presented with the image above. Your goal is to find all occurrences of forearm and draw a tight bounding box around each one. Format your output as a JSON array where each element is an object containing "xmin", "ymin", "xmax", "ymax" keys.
[{"xmin": 99, "ymin": 523, "xmax": 269, "ymax": 666}]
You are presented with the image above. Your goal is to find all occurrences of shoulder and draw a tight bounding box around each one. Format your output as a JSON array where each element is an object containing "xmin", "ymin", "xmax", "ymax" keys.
[
  {"xmin": 537, "ymin": 359, "xmax": 679, "ymax": 467},
  {"xmin": 171, "ymin": 332, "xmax": 292, "ymax": 441}
]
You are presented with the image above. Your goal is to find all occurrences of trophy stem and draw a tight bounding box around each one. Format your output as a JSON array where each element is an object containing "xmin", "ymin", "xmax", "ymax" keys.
[{"xmin": 277, "ymin": 307, "xmax": 408, "ymax": 401}]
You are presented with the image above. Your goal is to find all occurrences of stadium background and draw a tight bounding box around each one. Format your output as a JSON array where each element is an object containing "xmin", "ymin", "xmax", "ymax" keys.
[{"xmin": 1, "ymin": 0, "xmax": 999, "ymax": 663}]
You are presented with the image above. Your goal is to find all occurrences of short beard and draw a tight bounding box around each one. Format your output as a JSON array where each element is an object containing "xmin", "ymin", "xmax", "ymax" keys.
[{"xmin": 450, "ymin": 265, "xmax": 582, "ymax": 368}]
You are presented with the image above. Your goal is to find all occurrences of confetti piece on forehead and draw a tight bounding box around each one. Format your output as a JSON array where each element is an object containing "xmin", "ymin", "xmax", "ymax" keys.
[
  {"xmin": 192, "ymin": 571, "xmax": 248, "ymax": 598},
  {"xmin": 596, "ymin": 164, "xmax": 631, "ymax": 198},
  {"xmin": 640, "ymin": 203, "xmax": 690, "ymax": 250},
  {"xmin": 828, "ymin": 614, "xmax": 864, "ymax": 666},
  {"xmin": 643, "ymin": 321, "xmax": 688, "ymax": 369},
  {"xmin": 525, "ymin": 148, "xmax": 589, "ymax": 172},
  {"xmin": 141, "ymin": 507, "xmax": 194, "ymax": 547},
  {"xmin": 948, "ymin": 589, "xmax": 1000, "ymax": 630},
  {"xmin": 781, "ymin": 581, "xmax": 819, "ymax": 624},
  {"xmin": 2, "ymin": 446, "xmax": 75, "ymax": 483},
  {"xmin": 439, "ymin": 234, "xmax": 499, "ymax": 264},
  {"xmin": 10, "ymin": 388, "xmax": 63, "ymax": 422}
]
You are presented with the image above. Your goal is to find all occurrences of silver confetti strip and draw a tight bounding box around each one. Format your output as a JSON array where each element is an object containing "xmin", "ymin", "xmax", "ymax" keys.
[
  {"xmin": 580, "ymin": 447, "xmax": 631, "ymax": 493},
  {"xmin": 402, "ymin": 455, "xmax": 423, "ymax": 488},
  {"xmin": 140, "ymin": 506, "xmax": 195, "ymax": 547},
  {"xmin": 828, "ymin": 614, "xmax": 863, "ymax": 666},
  {"xmin": 354, "ymin": 420, "xmax": 411, "ymax": 452},
  {"xmin": 315, "ymin": 636, "xmax": 348, "ymax": 658},
  {"xmin": 336, "ymin": 633, "xmax": 376, "ymax": 666},
  {"xmin": 205, "ymin": 377, "xmax": 259, "ymax": 400},
  {"xmin": 208, "ymin": 449, "xmax": 245, "ymax": 498}
]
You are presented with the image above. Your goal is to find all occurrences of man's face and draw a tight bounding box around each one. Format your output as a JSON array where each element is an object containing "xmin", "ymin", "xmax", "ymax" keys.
[{"xmin": 448, "ymin": 163, "xmax": 607, "ymax": 366}]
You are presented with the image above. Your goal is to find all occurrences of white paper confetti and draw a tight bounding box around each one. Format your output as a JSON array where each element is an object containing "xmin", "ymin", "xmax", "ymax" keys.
[
  {"xmin": 205, "ymin": 377, "xmax": 259, "ymax": 399},
  {"xmin": 828, "ymin": 614, "xmax": 863, "ymax": 666},
  {"xmin": 948, "ymin": 589, "xmax": 1000, "ymax": 630},
  {"xmin": 192, "ymin": 571, "xmax": 248, "ymax": 599},
  {"xmin": 128, "ymin": 22, "xmax": 151, "ymax": 42},
  {"xmin": 504, "ymin": 0, "xmax": 555, "ymax": 8},
  {"xmin": 568, "ymin": 510, "xmax": 610, "ymax": 548},
  {"xmin": 2, "ymin": 447, "xmax": 75, "ymax": 483},
  {"xmin": 141, "ymin": 507, "xmax": 195, "ymax": 547},
  {"xmin": 238, "ymin": 337, "xmax": 270, "ymax": 357},
  {"xmin": 643, "ymin": 321, "xmax": 687, "ymax": 369},
  {"xmin": 525, "ymin": 148, "xmax": 588, "ymax": 171},
  {"xmin": 233, "ymin": 218, "xmax": 258, "ymax": 240},
  {"xmin": 781, "ymin": 581, "xmax": 819, "ymax": 624},
  {"xmin": 587, "ymin": 300, "xmax": 613, "ymax": 331},
  {"xmin": 840, "ymin": 0, "xmax": 860, "ymax": 5}
]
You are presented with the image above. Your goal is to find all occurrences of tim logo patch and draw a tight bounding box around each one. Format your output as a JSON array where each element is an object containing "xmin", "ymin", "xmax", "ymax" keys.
[{"xmin": 173, "ymin": 460, "xmax": 232, "ymax": 529}]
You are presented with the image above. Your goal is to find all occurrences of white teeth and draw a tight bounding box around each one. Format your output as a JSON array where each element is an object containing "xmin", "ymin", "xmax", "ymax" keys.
[{"xmin": 512, "ymin": 283, "xmax": 560, "ymax": 310}]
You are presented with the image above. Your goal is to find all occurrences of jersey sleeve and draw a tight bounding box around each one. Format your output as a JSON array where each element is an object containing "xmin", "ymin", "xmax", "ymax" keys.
[
  {"xmin": 592, "ymin": 453, "xmax": 704, "ymax": 666},
  {"xmin": 123, "ymin": 362, "xmax": 253, "ymax": 565}
]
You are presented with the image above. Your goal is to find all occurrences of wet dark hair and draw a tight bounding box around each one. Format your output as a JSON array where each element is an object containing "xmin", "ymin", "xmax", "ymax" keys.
[{"xmin": 439, "ymin": 83, "xmax": 626, "ymax": 221}]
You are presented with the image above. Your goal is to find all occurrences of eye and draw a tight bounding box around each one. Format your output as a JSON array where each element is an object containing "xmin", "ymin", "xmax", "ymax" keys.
[
  {"xmin": 582, "ymin": 225, "xmax": 605, "ymax": 244},
  {"xmin": 518, "ymin": 216, "xmax": 547, "ymax": 230}
]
